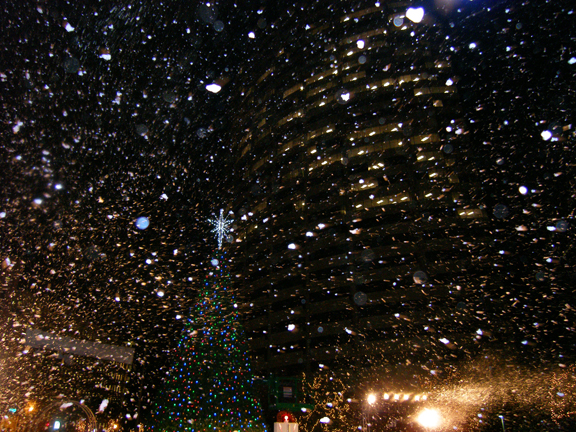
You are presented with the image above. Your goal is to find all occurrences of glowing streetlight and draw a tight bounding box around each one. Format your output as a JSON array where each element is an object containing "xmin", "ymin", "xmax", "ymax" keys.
[
  {"xmin": 416, "ymin": 408, "xmax": 441, "ymax": 429},
  {"xmin": 363, "ymin": 395, "xmax": 376, "ymax": 432}
]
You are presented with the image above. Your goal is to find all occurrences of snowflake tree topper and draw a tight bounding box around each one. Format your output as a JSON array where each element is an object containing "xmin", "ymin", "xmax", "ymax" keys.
[{"xmin": 208, "ymin": 209, "xmax": 233, "ymax": 249}]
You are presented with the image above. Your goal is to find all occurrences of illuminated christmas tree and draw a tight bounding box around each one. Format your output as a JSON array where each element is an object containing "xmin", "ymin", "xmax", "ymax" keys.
[{"xmin": 150, "ymin": 210, "xmax": 267, "ymax": 432}]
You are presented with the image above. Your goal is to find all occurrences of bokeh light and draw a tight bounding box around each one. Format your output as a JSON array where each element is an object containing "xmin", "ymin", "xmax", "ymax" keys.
[{"xmin": 416, "ymin": 408, "xmax": 442, "ymax": 429}]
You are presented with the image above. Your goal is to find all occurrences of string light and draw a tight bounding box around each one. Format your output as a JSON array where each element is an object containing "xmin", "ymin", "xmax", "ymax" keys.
[{"xmin": 149, "ymin": 249, "xmax": 266, "ymax": 432}]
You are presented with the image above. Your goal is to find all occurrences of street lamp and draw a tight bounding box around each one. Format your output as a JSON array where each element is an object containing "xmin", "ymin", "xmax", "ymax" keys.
[
  {"xmin": 416, "ymin": 408, "xmax": 442, "ymax": 429},
  {"xmin": 363, "ymin": 393, "xmax": 377, "ymax": 432}
]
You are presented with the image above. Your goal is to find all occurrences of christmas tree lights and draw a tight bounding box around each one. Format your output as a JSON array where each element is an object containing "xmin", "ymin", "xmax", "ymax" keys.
[
  {"xmin": 208, "ymin": 209, "xmax": 233, "ymax": 250},
  {"xmin": 149, "ymin": 218, "xmax": 266, "ymax": 432}
]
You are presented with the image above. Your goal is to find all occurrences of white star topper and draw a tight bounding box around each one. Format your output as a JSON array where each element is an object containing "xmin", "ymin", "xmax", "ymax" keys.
[{"xmin": 208, "ymin": 209, "xmax": 233, "ymax": 249}]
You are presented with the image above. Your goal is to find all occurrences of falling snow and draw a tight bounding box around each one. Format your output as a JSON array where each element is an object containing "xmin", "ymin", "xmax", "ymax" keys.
[{"xmin": 1, "ymin": 0, "xmax": 575, "ymax": 431}]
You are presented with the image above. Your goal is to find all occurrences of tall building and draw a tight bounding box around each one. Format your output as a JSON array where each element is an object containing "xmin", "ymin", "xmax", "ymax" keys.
[{"xmin": 228, "ymin": 1, "xmax": 492, "ymax": 387}]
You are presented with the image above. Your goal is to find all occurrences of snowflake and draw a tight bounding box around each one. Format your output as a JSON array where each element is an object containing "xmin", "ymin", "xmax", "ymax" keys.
[{"xmin": 208, "ymin": 209, "xmax": 233, "ymax": 249}]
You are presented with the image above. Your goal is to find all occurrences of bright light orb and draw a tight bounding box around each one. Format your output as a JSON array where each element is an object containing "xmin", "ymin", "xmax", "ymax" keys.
[
  {"xmin": 135, "ymin": 216, "xmax": 150, "ymax": 230},
  {"xmin": 406, "ymin": 7, "xmax": 425, "ymax": 23},
  {"xmin": 367, "ymin": 393, "xmax": 377, "ymax": 405},
  {"xmin": 416, "ymin": 408, "xmax": 441, "ymax": 429},
  {"xmin": 206, "ymin": 83, "xmax": 222, "ymax": 93},
  {"xmin": 336, "ymin": 89, "xmax": 352, "ymax": 104},
  {"xmin": 541, "ymin": 130, "xmax": 552, "ymax": 141},
  {"xmin": 319, "ymin": 417, "xmax": 331, "ymax": 424}
]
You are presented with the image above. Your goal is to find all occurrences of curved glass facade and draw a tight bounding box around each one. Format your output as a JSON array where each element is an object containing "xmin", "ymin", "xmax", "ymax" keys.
[{"xmin": 228, "ymin": 1, "xmax": 489, "ymax": 381}]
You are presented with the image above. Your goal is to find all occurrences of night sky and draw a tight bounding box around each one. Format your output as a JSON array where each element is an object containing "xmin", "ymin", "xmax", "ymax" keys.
[{"xmin": 1, "ymin": 0, "xmax": 575, "ymax": 428}]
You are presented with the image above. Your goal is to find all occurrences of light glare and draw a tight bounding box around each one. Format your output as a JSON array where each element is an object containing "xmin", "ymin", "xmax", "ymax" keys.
[
  {"xmin": 416, "ymin": 408, "xmax": 441, "ymax": 428},
  {"xmin": 206, "ymin": 83, "xmax": 222, "ymax": 93},
  {"xmin": 406, "ymin": 7, "xmax": 425, "ymax": 23}
]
